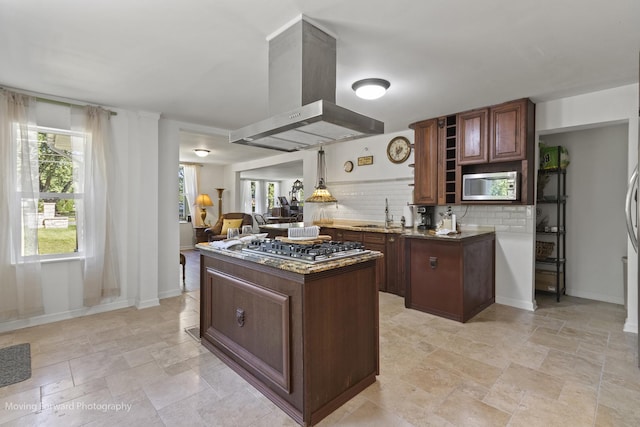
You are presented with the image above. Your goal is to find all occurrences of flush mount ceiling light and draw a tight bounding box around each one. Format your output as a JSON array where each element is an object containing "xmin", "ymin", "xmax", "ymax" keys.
[
  {"xmin": 194, "ymin": 149, "xmax": 210, "ymax": 157},
  {"xmin": 352, "ymin": 78, "xmax": 390, "ymax": 100}
]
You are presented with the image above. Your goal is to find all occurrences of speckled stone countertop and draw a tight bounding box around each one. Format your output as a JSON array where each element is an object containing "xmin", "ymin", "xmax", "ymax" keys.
[
  {"xmin": 258, "ymin": 220, "xmax": 495, "ymax": 240},
  {"xmin": 402, "ymin": 227, "xmax": 495, "ymax": 240},
  {"xmin": 196, "ymin": 242, "xmax": 383, "ymax": 275},
  {"xmin": 320, "ymin": 220, "xmax": 495, "ymax": 240}
]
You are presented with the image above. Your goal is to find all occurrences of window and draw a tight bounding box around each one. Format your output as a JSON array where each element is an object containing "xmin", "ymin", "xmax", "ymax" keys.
[
  {"xmin": 246, "ymin": 180, "xmax": 279, "ymax": 213},
  {"xmin": 178, "ymin": 165, "xmax": 190, "ymax": 221},
  {"xmin": 21, "ymin": 126, "xmax": 84, "ymax": 258},
  {"xmin": 267, "ymin": 182, "xmax": 275, "ymax": 210}
]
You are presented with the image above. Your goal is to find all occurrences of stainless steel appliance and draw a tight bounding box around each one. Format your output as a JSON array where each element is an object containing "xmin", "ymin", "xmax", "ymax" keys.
[
  {"xmin": 416, "ymin": 206, "xmax": 435, "ymax": 230},
  {"xmin": 462, "ymin": 171, "xmax": 519, "ymax": 201},
  {"xmin": 242, "ymin": 239, "xmax": 370, "ymax": 264},
  {"xmin": 230, "ymin": 17, "xmax": 384, "ymax": 152}
]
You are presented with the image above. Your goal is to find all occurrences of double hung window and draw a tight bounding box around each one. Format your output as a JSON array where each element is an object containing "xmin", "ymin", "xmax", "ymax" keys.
[{"xmin": 19, "ymin": 126, "xmax": 85, "ymax": 259}]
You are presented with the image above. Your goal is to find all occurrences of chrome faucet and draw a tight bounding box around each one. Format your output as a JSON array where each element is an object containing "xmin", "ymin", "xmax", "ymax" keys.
[{"xmin": 385, "ymin": 198, "xmax": 393, "ymax": 228}]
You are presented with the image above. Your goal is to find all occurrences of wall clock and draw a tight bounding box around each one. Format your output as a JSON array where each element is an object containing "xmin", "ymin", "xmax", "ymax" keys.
[
  {"xmin": 386, "ymin": 136, "xmax": 412, "ymax": 164},
  {"xmin": 344, "ymin": 160, "xmax": 354, "ymax": 173}
]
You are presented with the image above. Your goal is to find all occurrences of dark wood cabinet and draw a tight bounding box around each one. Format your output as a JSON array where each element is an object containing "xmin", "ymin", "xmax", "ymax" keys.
[
  {"xmin": 412, "ymin": 118, "xmax": 439, "ymax": 205},
  {"xmin": 384, "ymin": 234, "xmax": 403, "ymax": 296},
  {"xmin": 411, "ymin": 115, "xmax": 458, "ymax": 205},
  {"xmin": 458, "ymin": 99, "xmax": 533, "ymax": 165},
  {"xmin": 323, "ymin": 228, "xmax": 403, "ymax": 296},
  {"xmin": 200, "ymin": 250, "xmax": 379, "ymax": 426},
  {"xmin": 489, "ymin": 98, "xmax": 531, "ymax": 162},
  {"xmin": 457, "ymin": 109, "xmax": 489, "ymax": 165},
  {"xmin": 404, "ymin": 233, "xmax": 495, "ymax": 322}
]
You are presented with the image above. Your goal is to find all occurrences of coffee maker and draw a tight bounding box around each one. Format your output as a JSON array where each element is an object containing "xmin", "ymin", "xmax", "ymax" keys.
[{"xmin": 416, "ymin": 206, "xmax": 435, "ymax": 230}]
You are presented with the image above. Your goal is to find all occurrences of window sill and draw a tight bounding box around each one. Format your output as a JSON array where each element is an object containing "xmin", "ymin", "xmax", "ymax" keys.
[{"xmin": 39, "ymin": 254, "xmax": 84, "ymax": 264}]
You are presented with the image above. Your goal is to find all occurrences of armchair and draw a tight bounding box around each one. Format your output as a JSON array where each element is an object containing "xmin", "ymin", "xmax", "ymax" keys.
[{"xmin": 205, "ymin": 213, "xmax": 253, "ymax": 242}]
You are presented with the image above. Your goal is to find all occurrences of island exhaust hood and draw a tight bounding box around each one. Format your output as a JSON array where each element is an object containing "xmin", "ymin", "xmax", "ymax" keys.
[{"xmin": 229, "ymin": 17, "xmax": 384, "ymax": 152}]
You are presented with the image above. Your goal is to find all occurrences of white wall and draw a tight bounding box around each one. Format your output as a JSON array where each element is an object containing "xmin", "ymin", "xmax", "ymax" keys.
[
  {"xmin": 542, "ymin": 124, "xmax": 628, "ymax": 304},
  {"xmin": 536, "ymin": 83, "xmax": 639, "ymax": 333}
]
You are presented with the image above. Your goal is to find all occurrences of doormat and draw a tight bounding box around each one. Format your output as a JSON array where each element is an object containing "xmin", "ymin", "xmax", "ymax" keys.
[
  {"xmin": 185, "ymin": 326, "xmax": 200, "ymax": 343},
  {"xmin": 0, "ymin": 343, "xmax": 31, "ymax": 388}
]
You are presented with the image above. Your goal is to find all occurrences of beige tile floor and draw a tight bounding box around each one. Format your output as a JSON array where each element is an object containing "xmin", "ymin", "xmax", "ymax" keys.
[{"xmin": 0, "ymin": 254, "xmax": 638, "ymax": 426}]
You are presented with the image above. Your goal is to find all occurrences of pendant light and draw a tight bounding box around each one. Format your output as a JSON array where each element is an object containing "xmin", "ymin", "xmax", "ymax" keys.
[{"xmin": 305, "ymin": 148, "xmax": 337, "ymax": 203}]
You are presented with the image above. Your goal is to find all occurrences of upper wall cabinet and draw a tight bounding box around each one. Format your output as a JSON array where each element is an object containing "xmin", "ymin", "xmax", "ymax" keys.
[
  {"xmin": 458, "ymin": 98, "xmax": 534, "ymax": 165},
  {"xmin": 489, "ymin": 99, "xmax": 532, "ymax": 162},
  {"xmin": 411, "ymin": 118, "xmax": 439, "ymax": 205},
  {"xmin": 410, "ymin": 97, "xmax": 535, "ymax": 205},
  {"xmin": 457, "ymin": 109, "xmax": 488, "ymax": 165},
  {"xmin": 411, "ymin": 115, "xmax": 458, "ymax": 205}
]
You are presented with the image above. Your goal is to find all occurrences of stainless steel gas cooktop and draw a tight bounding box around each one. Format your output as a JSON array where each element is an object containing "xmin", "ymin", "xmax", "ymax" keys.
[{"xmin": 241, "ymin": 239, "xmax": 370, "ymax": 264}]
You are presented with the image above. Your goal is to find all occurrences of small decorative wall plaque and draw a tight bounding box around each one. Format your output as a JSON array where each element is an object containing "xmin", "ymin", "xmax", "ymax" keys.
[{"xmin": 357, "ymin": 155, "xmax": 374, "ymax": 166}]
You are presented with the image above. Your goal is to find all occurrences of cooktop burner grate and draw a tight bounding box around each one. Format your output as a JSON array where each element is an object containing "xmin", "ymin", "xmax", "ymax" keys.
[{"xmin": 241, "ymin": 239, "xmax": 371, "ymax": 264}]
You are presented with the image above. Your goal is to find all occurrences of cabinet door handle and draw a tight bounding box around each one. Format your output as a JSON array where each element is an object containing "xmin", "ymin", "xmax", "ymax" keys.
[
  {"xmin": 389, "ymin": 237, "xmax": 395, "ymax": 242},
  {"xmin": 236, "ymin": 308, "xmax": 245, "ymax": 327},
  {"xmin": 429, "ymin": 256, "xmax": 438, "ymax": 269}
]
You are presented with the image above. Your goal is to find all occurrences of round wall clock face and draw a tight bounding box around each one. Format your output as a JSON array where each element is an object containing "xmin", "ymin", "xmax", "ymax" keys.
[
  {"xmin": 387, "ymin": 136, "xmax": 412, "ymax": 164},
  {"xmin": 344, "ymin": 160, "xmax": 354, "ymax": 172}
]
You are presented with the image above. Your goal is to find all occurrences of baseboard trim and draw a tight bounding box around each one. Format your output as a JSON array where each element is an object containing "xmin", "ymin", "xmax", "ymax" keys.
[
  {"xmin": 565, "ymin": 289, "xmax": 625, "ymax": 305},
  {"xmin": 623, "ymin": 319, "xmax": 638, "ymax": 334},
  {"xmin": 159, "ymin": 288, "xmax": 183, "ymax": 299},
  {"xmin": 0, "ymin": 298, "xmax": 135, "ymax": 333},
  {"xmin": 496, "ymin": 295, "xmax": 535, "ymax": 311},
  {"xmin": 135, "ymin": 298, "xmax": 160, "ymax": 309}
]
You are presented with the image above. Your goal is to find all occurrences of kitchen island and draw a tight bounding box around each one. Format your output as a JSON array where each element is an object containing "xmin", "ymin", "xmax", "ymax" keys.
[{"xmin": 197, "ymin": 242, "xmax": 382, "ymax": 426}]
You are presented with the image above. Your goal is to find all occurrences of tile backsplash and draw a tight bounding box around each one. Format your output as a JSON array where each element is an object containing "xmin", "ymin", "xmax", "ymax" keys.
[{"xmin": 325, "ymin": 179, "xmax": 533, "ymax": 233}]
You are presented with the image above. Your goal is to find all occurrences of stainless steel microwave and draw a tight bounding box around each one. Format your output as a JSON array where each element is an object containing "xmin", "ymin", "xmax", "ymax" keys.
[{"xmin": 462, "ymin": 171, "xmax": 519, "ymax": 201}]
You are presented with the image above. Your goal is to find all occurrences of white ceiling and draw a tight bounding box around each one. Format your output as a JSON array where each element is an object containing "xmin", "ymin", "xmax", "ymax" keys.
[{"xmin": 1, "ymin": 0, "xmax": 639, "ymax": 166}]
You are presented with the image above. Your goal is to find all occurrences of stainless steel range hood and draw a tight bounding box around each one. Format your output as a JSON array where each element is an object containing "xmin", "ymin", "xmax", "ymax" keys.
[{"xmin": 230, "ymin": 17, "xmax": 384, "ymax": 152}]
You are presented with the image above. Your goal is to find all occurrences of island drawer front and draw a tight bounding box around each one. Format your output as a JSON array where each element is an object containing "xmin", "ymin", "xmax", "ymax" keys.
[{"xmin": 204, "ymin": 269, "xmax": 291, "ymax": 393}]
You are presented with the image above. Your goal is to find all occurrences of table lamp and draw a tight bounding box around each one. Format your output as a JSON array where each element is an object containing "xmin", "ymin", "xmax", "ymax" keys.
[{"xmin": 195, "ymin": 194, "xmax": 213, "ymax": 225}]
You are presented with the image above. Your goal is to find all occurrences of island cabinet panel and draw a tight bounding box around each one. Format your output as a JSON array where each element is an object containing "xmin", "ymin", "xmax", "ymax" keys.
[
  {"xmin": 200, "ymin": 251, "xmax": 379, "ymax": 426},
  {"xmin": 404, "ymin": 233, "xmax": 495, "ymax": 322},
  {"xmin": 206, "ymin": 269, "xmax": 291, "ymax": 392}
]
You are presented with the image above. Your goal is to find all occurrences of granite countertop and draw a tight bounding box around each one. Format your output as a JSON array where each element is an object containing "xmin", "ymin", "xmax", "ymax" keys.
[
  {"xmin": 320, "ymin": 220, "xmax": 495, "ymax": 239},
  {"xmin": 258, "ymin": 219, "xmax": 495, "ymax": 240},
  {"xmin": 401, "ymin": 227, "xmax": 495, "ymax": 240},
  {"xmin": 196, "ymin": 242, "xmax": 383, "ymax": 275}
]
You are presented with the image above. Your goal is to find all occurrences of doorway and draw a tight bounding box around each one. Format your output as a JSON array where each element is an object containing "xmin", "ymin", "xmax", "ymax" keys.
[{"xmin": 539, "ymin": 123, "xmax": 629, "ymax": 304}]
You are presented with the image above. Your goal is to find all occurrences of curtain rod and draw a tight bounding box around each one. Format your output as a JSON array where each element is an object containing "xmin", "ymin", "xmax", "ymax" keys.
[
  {"xmin": 2, "ymin": 86, "xmax": 117, "ymax": 116},
  {"xmin": 35, "ymin": 96, "xmax": 117, "ymax": 116},
  {"xmin": 179, "ymin": 162, "xmax": 203, "ymax": 167}
]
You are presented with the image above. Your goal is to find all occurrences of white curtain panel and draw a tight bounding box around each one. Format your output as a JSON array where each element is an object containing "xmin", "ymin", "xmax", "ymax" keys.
[
  {"xmin": 0, "ymin": 90, "xmax": 43, "ymax": 320},
  {"xmin": 72, "ymin": 106, "xmax": 121, "ymax": 306},
  {"xmin": 182, "ymin": 164, "xmax": 199, "ymax": 226}
]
